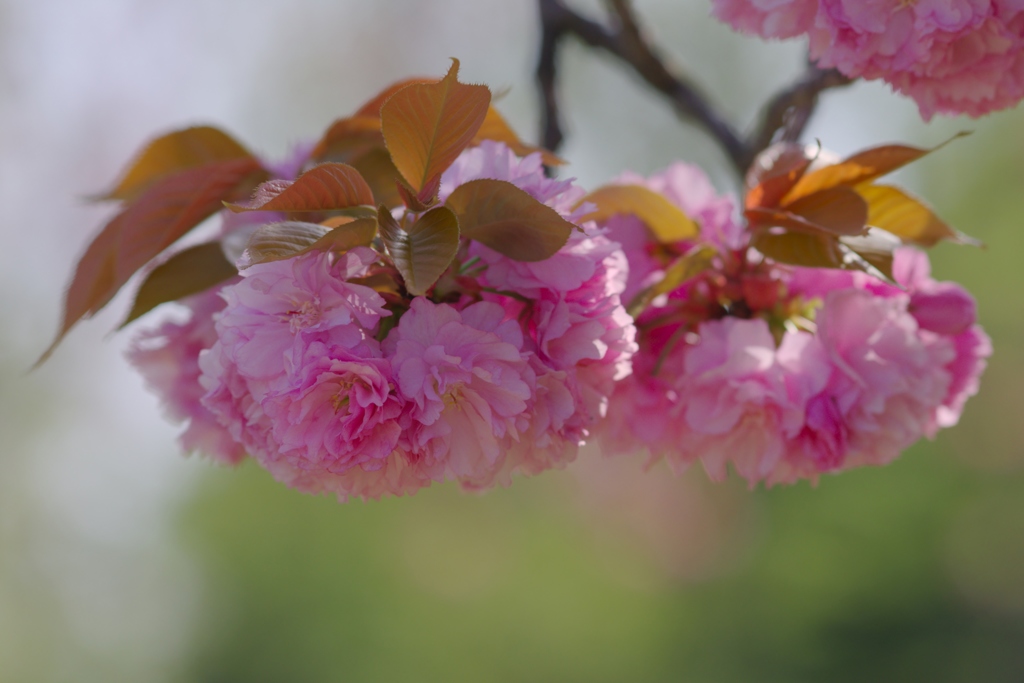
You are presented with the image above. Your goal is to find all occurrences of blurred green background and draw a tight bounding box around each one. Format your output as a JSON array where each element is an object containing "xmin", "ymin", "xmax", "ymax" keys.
[{"xmin": 2, "ymin": 1, "xmax": 1023, "ymax": 681}]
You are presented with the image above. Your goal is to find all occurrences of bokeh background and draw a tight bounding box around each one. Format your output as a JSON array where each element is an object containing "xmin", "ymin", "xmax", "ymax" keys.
[{"xmin": 3, "ymin": 1, "xmax": 1024, "ymax": 681}]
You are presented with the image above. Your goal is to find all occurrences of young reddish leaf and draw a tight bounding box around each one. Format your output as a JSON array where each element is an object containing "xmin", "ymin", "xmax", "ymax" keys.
[
  {"xmin": 226, "ymin": 162, "xmax": 374, "ymax": 213},
  {"xmin": 240, "ymin": 218, "xmax": 377, "ymax": 267},
  {"xmin": 445, "ymin": 179, "xmax": 574, "ymax": 261},
  {"xmin": 856, "ymin": 184, "xmax": 980, "ymax": 247},
  {"xmin": 781, "ymin": 186, "xmax": 868, "ymax": 236},
  {"xmin": 577, "ymin": 184, "xmax": 698, "ymax": 243},
  {"xmin": 121, "ymin": 242, "xmax": 237, "ymax": 326},
  {"xmin": 378, "ymin": 205, "xmax": 460, "ymax": 296},
  {"xmin": 309, "ymin": 116, "xmax": 384, "ymax": 162},
  {"xmin": 40, "ymin": 157, "xmax": 265, "ymax": 364},
  {"xmin": 744, "ymin": 142, "xmax": 817, "ymax": 209},
  {"xmin": 396, "ymin": 174, "xmax": 442, "ymax": 212},
  {"xmin": 98, "ymin": 126, "xmax": 255, "ymax": 202},
  {"xmin": 751, "ymin": 229, "xmax": 843, "ymax": 270},
  {"xmin": 627, "ymin": 244, "xmax": 717, "ymax": 317},
  {"xmin": 354, "ymin": 77, "xmax": 434, "ymax": 117},
  {"xmin": 471, "ymin": 106, "xmax": 565, "ymax": 166},
  {"xmin": 349, "ymin": 148, "xmax": 404, "ymax": 208},
  {"xmin": 781, "ymin": 133, "xmax": 967, "ymax": 205},
  {"xmin": 380, "ymin": 59, "xmax": 491, "ymax": 194}
]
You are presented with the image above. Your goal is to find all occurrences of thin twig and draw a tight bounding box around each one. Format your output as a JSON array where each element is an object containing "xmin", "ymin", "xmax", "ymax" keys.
[
  {"xmin": 536, "ymin": 0, "xmax": 747, "ymax": 172},
  {"xmin": 535, "ymin": 0, "xmax": 854, "ymax": 176},
  {"xmin": 750, "ymin": 63, "xmax": 853, "ymax": 155}
]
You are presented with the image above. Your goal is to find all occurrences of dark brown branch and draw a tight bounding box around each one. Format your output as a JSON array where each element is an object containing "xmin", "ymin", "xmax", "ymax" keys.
[
  {"xmin": 536, "ymin": 0, "xmax": 747, "ymax": 173},
  {"xmin": 536, "ymin": 0, "xmax": 855, "ymax": 177},
  {"xmin": 750, "ymin": 64, "xmax": 854, "ymax": 155}
]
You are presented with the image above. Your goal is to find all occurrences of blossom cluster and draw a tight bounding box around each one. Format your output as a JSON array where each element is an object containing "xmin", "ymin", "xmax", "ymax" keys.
[
  {"xmin": 711, "ymin": 0, "xmax": 1024, "ymax": 118},
  {"xmin": 598, "ymin": 163, "xmax": 991, "ymax": 485},
  {"xmin": 129, "ymin": 142, "xmax": 635, "ymax": 500}
]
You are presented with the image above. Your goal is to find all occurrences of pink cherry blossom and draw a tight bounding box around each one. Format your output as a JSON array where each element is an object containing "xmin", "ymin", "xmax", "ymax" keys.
[
  {"xmin": 198, "ymin": 249, "xmax": 392, "ymax": 489},
  {"xmin": 603, "ymin": 162, "xmax": 743, "ymax": 304},
  {"xmin": 384, "ymin": 297, "xmax": 534, "ymax": 487},
  {"xmin": 711, "ymin": 0, "xmax": 1024, "ymax": 118},
  {"xmin": 441, "ymin": 141, "xmax": 638, "ymax": 483},
  {"xmin": 127, "ymin": 284, "xmax": 245, "ymax": 464}
]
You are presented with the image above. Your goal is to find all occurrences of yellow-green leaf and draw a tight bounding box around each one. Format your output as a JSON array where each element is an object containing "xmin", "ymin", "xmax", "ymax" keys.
[
  {"xmin": 577, "ymin": 184, "xmax": 698, "ymax": 243},
  {"xmin": 380, "ymin": 59, "xmax": 491, "ymax": 194},
  {"xmin": 97, "ymin": 126, "xmax": 256, "ymax": 202},
  {"xmin": 751, "ymin": 229, "xmax": 842, "ymax": 270},
  {"xmin": 445, "ymin": 178, "xmax": 574, "ymax": 261},
  {"xmin": 856, "ymin": 184, "xmax": 979, "ymax": 247},
  {"xmin": 627, "ymin": 244, "xmax": 717, "ymax": 317},
  {"xmin": 241, "ymin": 218, "xmax": 377, "ymax": 267},
  {"xmin": 378, "ymin": 205, "xmax": 460, "ymax": 296},
  {"xmin": 121, "ymin": 242, "xmax": 237, "ymax": 326}
]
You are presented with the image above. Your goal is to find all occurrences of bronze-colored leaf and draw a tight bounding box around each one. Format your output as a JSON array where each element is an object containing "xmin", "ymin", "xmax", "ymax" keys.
[
  {"xmin": 744, "ymin": 142, "xmax": 816, "ymax": 209},
  {"xmin": 781, "ymin": 133, "xmax": 968, "ymax": 204},
  {"xmin": 121, "ymin": 242, "xmax": 238, "ymax": 326},
  {"xmin": 309, "ymin": 116, "xmax": 384, "ymax": 163},
  {"xmin": 354, "ymin": 78, "xmax": 434, "ymax": 117},
  {"xmin": 241, "ymin": 218, "xmax": 377, "ymax": 267},
  {"xmin": 471, "ymin": 106, "xmax": 565, "ymax": 166},
  {"xmin": 226, "ymin": 162, "xmax": 374, "ymax": 213},
  {"xmin": 627, "ymin": 244, "xmax": 717, "ymax": 317},
  {"xmin": 380, "ymin": 59, "xmax": 491, "ymax": 194},
  {"xmin": 445, "ymin": 178, "xmax": 574, "ymax": 261},
  {"xmin": 782, "ymin": 186, "xmax": 868, "ymax": 236},
  {"xmin": 576, "ymin": 184, "xmax": 698, "ymax": 243},
  {"xmin": 856, "ymin": 184, "xmax": 979, "ymax": 247},
  {"xmin": 378, "ymin": 205, "xmax": 460, "ymax": 296},
  {"xmin": 751, "ymin": 228, "xmax": 843, "ymax": 270},
  {"xmin": 396, "ymin": 174, "xmax": 441, "ymax": 212},
  {"xmin": 97, "ymin": 126, "xmax": 255, "ymax": 202},
  {"xmin": 349, "ymin": 148, "xmax": 403, "ymax": 208},
  {"xmin": 40, "ymin": 157, "xmax": 265, "ymax": 364}
]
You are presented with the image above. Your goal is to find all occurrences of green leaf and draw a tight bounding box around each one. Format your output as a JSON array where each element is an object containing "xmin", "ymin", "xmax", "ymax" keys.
[
  {"xmin": 445, "ymin": 178, "xmax": 574, "ymax": 261},
  {"xmin": 576, "ymin": 184, "xmax": 698, "ymax": 243},
  {"xmin": 39, "ymin": 157, "xmax": 265, "ymax": 366},
  {"xmin": 380, "ymin": 58, "xmax": 491, "ymax": 195},
  {"xmin": 378, "ymin": 205, "xmax": 460, "ymax": 296},
  {"xmin": 97, "ymin": 126, "xmax": 256, "ymax": 202},
  {"xmin": 226, "ymin": 162, "xmax": 374, "ymax": 213},
  {"xmin": 121, "ymin": 242, "xmax": 238, "ymax": 326},
  {"xmin": 240, "ymin": 218, "xmax": 377, "ymax": 267},
  {"xmin": 627, "ymin": 244, "xmax": 717, "ymax": 317}
]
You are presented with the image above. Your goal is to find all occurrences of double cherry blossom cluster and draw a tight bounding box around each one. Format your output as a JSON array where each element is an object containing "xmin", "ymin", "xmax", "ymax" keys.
[
  {"xmin": 712, "ymin": 0, "xmax": 1024, "ymax": 118},
  {"xmin": 598, "ymin": 163, "xmax": 990, "ymax": 485},
  {"xmin": 129, "ymin": 142, "xmax": 635, "ymax": 499}
]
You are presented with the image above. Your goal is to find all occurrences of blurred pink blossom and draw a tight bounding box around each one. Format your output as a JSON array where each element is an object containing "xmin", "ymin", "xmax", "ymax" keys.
[{"xmin": 711, "ymin": 0, "xmax": 1024, "ymax": 118}]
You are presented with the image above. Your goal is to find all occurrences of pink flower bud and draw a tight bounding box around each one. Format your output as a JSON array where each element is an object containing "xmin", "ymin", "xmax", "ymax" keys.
[{"xmin": 910, "ymin": 283, "xmax": 977, "ymax": 336}]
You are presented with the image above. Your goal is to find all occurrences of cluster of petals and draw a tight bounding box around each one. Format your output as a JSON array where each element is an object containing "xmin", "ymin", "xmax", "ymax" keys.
[
  {"xmin": 710, "ymin": 0, "xmax": 1024, "ymax": 118},
  {"xmin": 129, "ymin": 141, "xmax": 636, "ymax": 500},
  {"xmin": 598, "ymin": 162, "xmax": 990, "ymax": 485}
]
